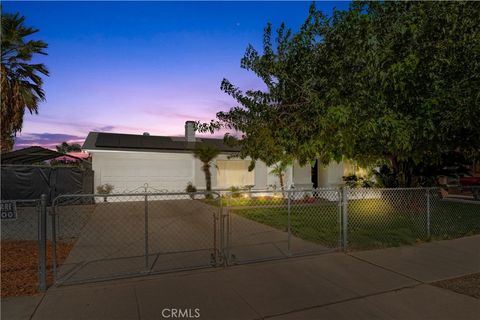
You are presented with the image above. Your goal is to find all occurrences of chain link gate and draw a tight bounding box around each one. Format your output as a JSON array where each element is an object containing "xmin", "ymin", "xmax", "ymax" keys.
[
  {"xmin": 222, "ymin": 189, "xmax": 343, "ymax": 265},
  {"xmin": 51, "ymin": 192, "xmax": 222, "ymax": 285},
  {"xmin": 49, "ymin": 186, "xmax": 479, "ymax": 285}
]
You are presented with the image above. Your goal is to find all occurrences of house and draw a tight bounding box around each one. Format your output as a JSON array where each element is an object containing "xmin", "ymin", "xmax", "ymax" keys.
[{"xmin": 82, "ymin": 121, "xmax": 355, "ymax": 193}]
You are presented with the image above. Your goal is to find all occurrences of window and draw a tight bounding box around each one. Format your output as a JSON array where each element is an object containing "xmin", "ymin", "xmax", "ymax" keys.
[{"xmin": 216, "ymin": 160, "xmax": 255, "ymax": 188}]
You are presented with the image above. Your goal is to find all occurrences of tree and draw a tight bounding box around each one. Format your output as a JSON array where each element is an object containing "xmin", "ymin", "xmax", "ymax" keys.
[
  {"xmin": 193, "ymin": 144, "xmax": 220, "ymax": 195},
  {"xmin": 269, "ymin": 161, "xmax": 289, "ymax": 190},
  {"xmin": 198, "ymin": 1, "xmax": 480, "ymax": 187},
  {"xmin": 1, "ymin": 11, "xmax": 49, "ymax": 152},
  {"xmin": 324, "ymin": 1, "xmax": 480, "ymax": 186},
  {"xmin": 56, "ymin": 141, "xmax": 82, "ymax": 154}
]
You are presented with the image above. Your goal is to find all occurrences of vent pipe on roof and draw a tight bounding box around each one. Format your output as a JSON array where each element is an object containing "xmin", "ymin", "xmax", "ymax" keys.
[
  {"xmin": 185, "ymin": 121, "xmax": 196, "ymax": 142},
  {"xmin": 143, "ymin": 132, "xmax": 150, "ymax": 136}
]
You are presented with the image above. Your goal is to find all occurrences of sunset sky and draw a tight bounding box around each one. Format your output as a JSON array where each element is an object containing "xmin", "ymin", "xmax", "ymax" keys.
[{"xmin": 4, "ymin": 1, "xmax": 348, "ymax": 149}]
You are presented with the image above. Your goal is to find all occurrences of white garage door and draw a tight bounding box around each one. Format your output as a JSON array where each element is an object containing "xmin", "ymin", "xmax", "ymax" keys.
[{"xmin": 97, "ymin": 152, "xmax": 194, "ymax": 192}]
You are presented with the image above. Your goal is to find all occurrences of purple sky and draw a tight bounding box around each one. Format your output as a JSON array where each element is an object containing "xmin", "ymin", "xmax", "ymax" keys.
[{"xmin": 4, "ymin": 1, "xmax": 349, "ymax": 149}]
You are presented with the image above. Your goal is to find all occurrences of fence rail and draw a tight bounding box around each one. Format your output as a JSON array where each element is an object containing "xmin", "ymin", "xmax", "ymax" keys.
[
  {"xmin": 51, "ymin": 191, "xmax": 222, "ymax": 285},
  {"xmin": 3, "ymin": 186, "xmax": 478, "ymax": 289},
  {"xmin": 0, "ymin": 197, "xmax": 47, "ymax": 293}
]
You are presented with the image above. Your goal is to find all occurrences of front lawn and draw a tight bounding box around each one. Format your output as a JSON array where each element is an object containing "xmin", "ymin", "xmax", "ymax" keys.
[
  {"xmin": 203, "ymin": 195, "xmax": 287, "ymax": 207},
  {"xmin": 230, "ymin": 198, "xmax": 480, "ymax": 250}
]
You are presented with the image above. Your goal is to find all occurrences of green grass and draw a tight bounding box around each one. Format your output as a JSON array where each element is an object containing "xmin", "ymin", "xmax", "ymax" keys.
[
  {"xmin": 230, "ymin": 198, "xmax": 480, "ymax": 250},
  {"xmin": 202, "ymin": 196, "xmax": 287, "ymax": 207}
]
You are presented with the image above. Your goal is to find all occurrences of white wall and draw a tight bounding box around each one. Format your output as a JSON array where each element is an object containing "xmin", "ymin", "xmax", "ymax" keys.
[
  {"xmin": 90, "ymin": 150, "xmax": 271, "ymax": 192},
  {"xmin": 317, "ymin": 161, "xmax": 345, "ymax": 188},
  {"xmin": 91, "ymin": 150, "xmax": 372, "ymax": 193},
  {"xmin": 254, "ymin": 161, "xmax": 268, "ymax": 189},
  {"xmin": 91, "ymin": 151, "xmax": 195, "ymax": 192},
  {"xmin": 293, "ymin": 161, "xmax": 313, "ymax": 189},
  {"xmin": 213, "ymin": 156, "xmax": 269, "ymax": 190}
]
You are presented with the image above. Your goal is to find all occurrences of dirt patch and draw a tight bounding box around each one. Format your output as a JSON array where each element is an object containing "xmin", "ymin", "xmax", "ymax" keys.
[
  {"xmin": 1, "ymin": 240, "xmax": 73, "ymax": 297},
  {"xmin": 433, "ymin": 273, "xmax": 480, "ymax": 299}
]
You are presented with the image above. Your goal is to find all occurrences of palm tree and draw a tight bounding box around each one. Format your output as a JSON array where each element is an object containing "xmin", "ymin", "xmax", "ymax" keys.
[
  {"xmin": 56, "ymin": 141, "xmax": 82, "ymax": 154},
  {"xmin": 269, "ymin": 161, "xmax": 289, "ymax": 190},
  {"xmin": 1, "ymin": 12, "xmax": 49, "ymax": 152},
  {"xmin": 193, "ymin": 144, "xmax": 220, "ymax": 195}
]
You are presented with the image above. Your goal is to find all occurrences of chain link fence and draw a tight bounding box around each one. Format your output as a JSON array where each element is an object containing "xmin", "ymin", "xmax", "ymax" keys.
[
  {"xmin": 429, "ymin": 187, "xmax": 480, "ymax": 239},
  {"xmin": 51, "ymin": 192, "xmax": 221, "ymax": 285},
  {"xmin": 1, "ymin": 197, "xmax": 48, "ymax": 295},
  {"xmin": 43, "ymin": 186, "xmax": 480, "ymax": 285},
  {"xmin": 223, "ymin": 186, "xmax": 479, "ymax": 260},
  {"xmin": 224, "ymin": 189, "xmax": 341, "ymax": 264},
  {"xmin": 1, "ymin": 199, "xmax": 41, "ymax": 240}
]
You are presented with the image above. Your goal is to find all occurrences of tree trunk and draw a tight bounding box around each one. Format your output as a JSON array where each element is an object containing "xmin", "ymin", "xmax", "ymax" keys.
[
  {"xmin": 203, "ymin": 163, "xmax": 212, "ymax": 198},
  {"xmin": 279, "ymin": 173, "xmax": 284, "ymax": 190},
  {"xmin": 389, "ymin": 155, "xmax": 399, "ymax": 177},
  {"xmin": 0, "ymin": 134, "xmax": 14, "ymax": 153}
]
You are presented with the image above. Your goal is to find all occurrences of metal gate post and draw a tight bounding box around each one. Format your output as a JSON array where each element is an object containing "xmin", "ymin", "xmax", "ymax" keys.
[
  {"xmin": 219, "ymin": 197, "xmax": 223, "ymax": 265},
  {"xmin": 144, "ymin": 194, "xmax": 149, "ymax": 270},
  {"xmin": 212, "ymin": 195, "xmax": 218, "ymax": 266},
  {"xmin": 287, "ymin": 190, "xmax": 292, "ymax": 256},
  {"xmin": 341, "ymin": 187, "xmax": 349, "ymax": 251},
  {"xmin": 38, "ymin": 194, "xmax": 47, "ymax": 292},
  {"xmin": 51, "ymin": 203, "xmax": 57, "ymax": 282},
  {"xmin": 336, "ymin": 187, "xmax": 343, "ymax": 249},
  {"xmin": 225, "ymin": 193, "xmax": 231, "ymax": 265},
  {"xmin": 426, "ymin": 188, "xmax": 431, "ymax": 239}
]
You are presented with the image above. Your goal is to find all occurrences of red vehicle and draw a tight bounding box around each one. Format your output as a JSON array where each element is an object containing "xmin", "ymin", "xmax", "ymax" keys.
[
  {"xmin": 456, "ymin": 175, "xmax": 480, "ymax": 200},
  {"xmin": 459, "ymin": 176, "xmax": 480, "ymax": 186}
]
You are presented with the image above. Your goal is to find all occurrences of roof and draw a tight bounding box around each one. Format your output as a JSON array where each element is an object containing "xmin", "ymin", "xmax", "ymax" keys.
[
  {"xmin": 82, "ymin": 132, "xmax": 241, "ymax": 153},
  {"xmin": 1, "ymin": 146, "xmax": 85, "ymax": 164},
  {"xmin": 54, "ymin": 152, "xmax": 90, "ymax": 162}
]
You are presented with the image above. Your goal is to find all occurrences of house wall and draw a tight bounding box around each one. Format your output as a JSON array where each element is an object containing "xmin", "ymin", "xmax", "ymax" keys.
[
  {"xmin": 91, "ymin": 150, "xmax": 195, "ymax": 192},
  {"xmin": 317, "ymin": 161, "xmax": 345, "ymax": 188},
  {"xmin": 90, "ymin": 149, "xmax": 375, "ymax": 193},
  {"xmin": 90, "ymin": 150, "xmax": 272, "ymax": 192},
  {"xmin": 214, "ymin": 156, "xmax": 254, "ymax": 189},
  {"xmin": 293, "ymin": 162, "xmax": 313, "ymax": 189},
  {"xmin": 254, "ymin": 161, "xmax": 268, "ymax": 189},
  {"xmin": 316, "ymin": 160, "xmax": 368, "ymax": 188}
]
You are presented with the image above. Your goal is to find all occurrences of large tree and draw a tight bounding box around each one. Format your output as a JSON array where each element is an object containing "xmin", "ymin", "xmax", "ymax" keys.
[
  {"xmin": 198, "ymin": 1, "xmax": 480, "ymax": 186},
  {"xmin": 1, "ymin": 11, "xmax": 49, "ymax": 152}
]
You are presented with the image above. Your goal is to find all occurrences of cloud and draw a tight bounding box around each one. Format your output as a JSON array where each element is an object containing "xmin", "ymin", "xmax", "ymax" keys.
[
  {"xmin": 93, "ymin": 125, "xmax": 115, "ymax": 132},
  {"xmin": 14, "ymin": 133, "xmax": 86, "ymax": 150}
]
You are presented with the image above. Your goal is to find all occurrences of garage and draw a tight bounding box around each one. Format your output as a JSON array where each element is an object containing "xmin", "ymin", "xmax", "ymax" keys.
[{"xmin": 93, "ymin": 151, "xmax": 194, "ymax": 192}]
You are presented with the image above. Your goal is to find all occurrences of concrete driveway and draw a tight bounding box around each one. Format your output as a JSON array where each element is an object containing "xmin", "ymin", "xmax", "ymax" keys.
[
  {"xmin": 56, "ymin": 199, "xmax": 328, "ymax": 283},
  {"xmin": 57, "ymin": 199, "xmax": 218, "ymax": 283}
]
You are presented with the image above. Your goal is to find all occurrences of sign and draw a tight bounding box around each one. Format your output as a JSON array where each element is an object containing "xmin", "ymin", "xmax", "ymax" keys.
[{"xmin": 1, "ymin": 201, "xmax": 17, "ymax": 220}]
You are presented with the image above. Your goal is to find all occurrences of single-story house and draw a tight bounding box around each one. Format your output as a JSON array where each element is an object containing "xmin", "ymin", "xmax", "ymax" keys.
[{"xmin": 82, "ymin": 121, "xmax": 357, "ymax": 193}]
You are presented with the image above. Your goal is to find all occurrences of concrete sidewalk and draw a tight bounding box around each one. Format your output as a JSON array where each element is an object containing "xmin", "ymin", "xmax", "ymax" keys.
[
  {"xmin": 2, "ymin": 236, "xmax": 479, "ymax": 320},
  {"xmin": 350, "ymin": 235, "xmax": 480, "ymax": 282}
]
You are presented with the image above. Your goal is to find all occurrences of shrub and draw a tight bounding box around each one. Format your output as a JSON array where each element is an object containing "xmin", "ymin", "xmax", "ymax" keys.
[
  {"xmin": 372, "ymin": 165, "xmax": 399, "ymax": 188},
  {"xmin": 229, "ymin": 186, "xmax": 242, "ymax": 198},
  {"xmin": 342, "ymin": 174, "xmax": 375, "ymax": 188},
  {"xmin": 96, "ymin": 184, "xmax": 114, "ymax": 194},
  {"xmin": 186, "ymin": 183, "xmax": 197, "ymax": 193},
  {"xmin": 186, "ymin": 183, "xmax": 197, "ymax": 199},
  {"xmin": 96, "ymin": 184, "xmax": 114, "ymax": 203},
  {"xmin": 343, "ymin": 175, "xmax": 359, "ymax": 188}
]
